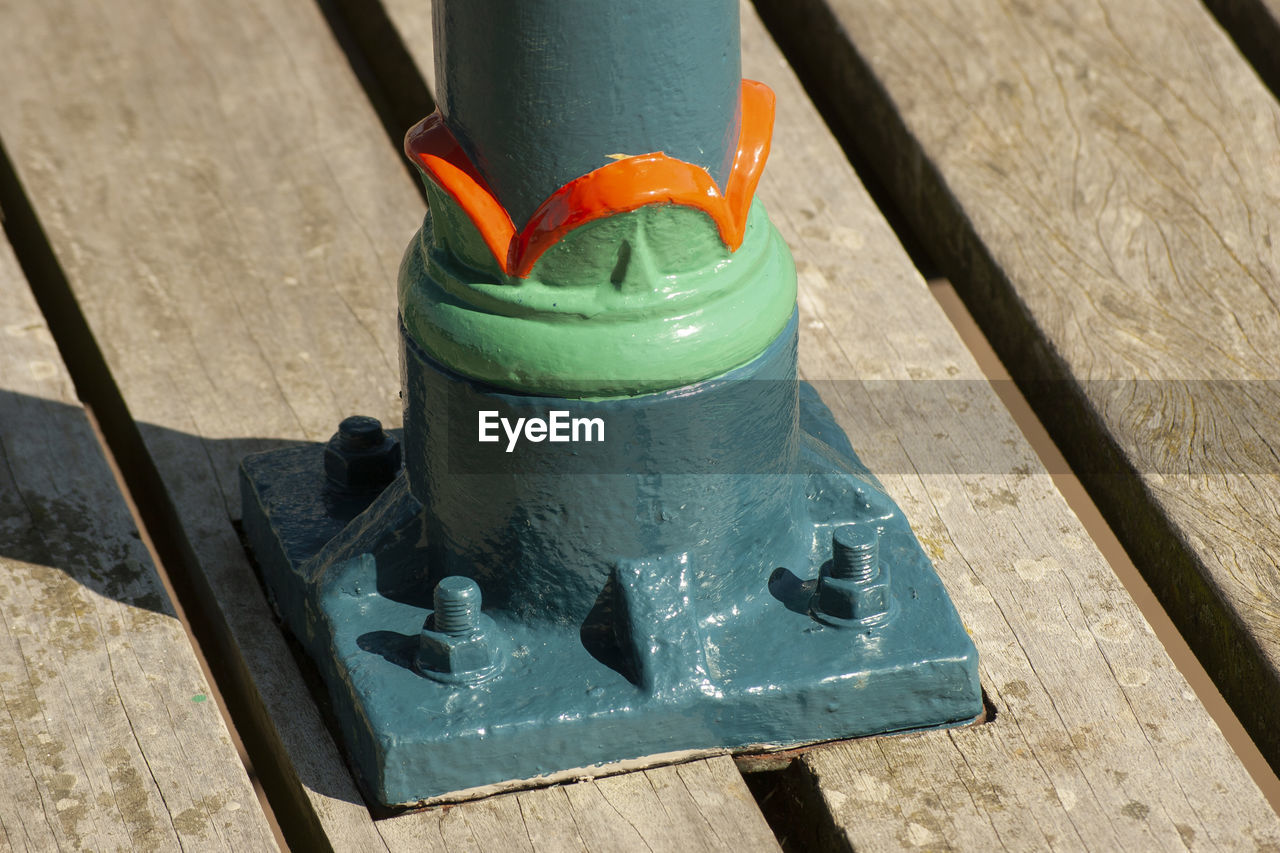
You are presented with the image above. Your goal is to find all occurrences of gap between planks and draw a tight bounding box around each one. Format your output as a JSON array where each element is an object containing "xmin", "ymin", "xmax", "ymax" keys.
[
  {"xmin": 0, "ymin": 129, "xmax": 334, "ymax": 851},
  {"xmin": 0, "ymin": 208, "xmax": 279, "ymax": 849},
  {"xmin": 1200, "ymin": 0, "xmax": 1280, "ymax": 102},
  {"xmin": 80, "ymin": 404, "xmax": 289, "ymax": 849},
  {"xmin": 927, "ymin": 277, "xmax": 1280, "ymax": 815}
]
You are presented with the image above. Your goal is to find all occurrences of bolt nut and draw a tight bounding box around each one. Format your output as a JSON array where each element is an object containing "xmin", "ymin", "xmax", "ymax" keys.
[
  {"xmin": 415, "ymin": 577, "xmax": 505, "ymax": 684},
  {"xmin": 324, "ymin": 415, "xmax": 401, "ymax": 493},
  {"xmin": 816, "ymin": 574, "xmax": 890, "ymax": 621}
]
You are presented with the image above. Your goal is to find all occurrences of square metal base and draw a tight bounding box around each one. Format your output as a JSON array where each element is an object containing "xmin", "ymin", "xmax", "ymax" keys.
[{"xmin": 241, "ymin": 408, "xmax": 980, "ymax": 806}]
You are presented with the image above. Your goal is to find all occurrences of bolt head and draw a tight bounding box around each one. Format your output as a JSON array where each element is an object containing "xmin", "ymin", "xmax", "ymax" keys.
[{"xmin": 324, "ymin": 416, "xmax": 401, "ymax": 492}]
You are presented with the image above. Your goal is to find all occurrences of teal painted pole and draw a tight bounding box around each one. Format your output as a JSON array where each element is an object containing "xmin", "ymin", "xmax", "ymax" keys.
[
  {"xmin": 433, "ymin": 0, "xmax": 741, "ymax": 228},
  {"xmin": 239, "ymin": 0, "xmax": 982, "ymax": 808}
]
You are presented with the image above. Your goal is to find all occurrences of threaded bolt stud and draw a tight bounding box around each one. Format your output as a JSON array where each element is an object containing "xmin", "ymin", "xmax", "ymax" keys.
[
  {"xmin": 433, "ymin": 576, "xmax": 482, "ymax": 635},
  {"xmin": 336, "ymin": 415, "xmax": 385, "ymax": 449},
  {"xmin": 832, "ymin": 525, "xmax": 879, "ymax": 582}
]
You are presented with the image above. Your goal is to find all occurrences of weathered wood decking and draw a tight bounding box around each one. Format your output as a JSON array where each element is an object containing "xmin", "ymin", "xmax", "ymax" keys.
[
  {"xmin": 756, "ymin": 0, "xmax": 1280, "ymax": 787},
  {"xmin": 0, "ymin": 230, "xmax": 277, "ymax": 847},
  {"xmin": 0, "ymin": 0, "xmax": 1278, "ymax": 848}
]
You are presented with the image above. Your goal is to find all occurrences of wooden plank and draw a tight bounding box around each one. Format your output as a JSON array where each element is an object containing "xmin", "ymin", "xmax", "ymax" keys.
[
  {"xmin": 0, "ymin": 236, "xmax": 278, "ymax": 849},
  {"xmin": 754, "ymin": 0, "xmax": 1280, "ymax": 783},
  {"xmin": 0, "ymin": 0, "xmax": 781, "ymax": 848},
  {"xmin": 377, "ymin": 756, "xmax": 770, "ymax": 852},
  {"xmin": 0, "ymin": 0, "xmax": 411, "ymax": 842},
  {"xmin": 365, "ymin": 1, "xmax": 1280, "ymax": 848}
]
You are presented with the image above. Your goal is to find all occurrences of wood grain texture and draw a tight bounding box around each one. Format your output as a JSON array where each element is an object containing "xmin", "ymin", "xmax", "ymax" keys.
[
  {"xmin": 0, "ymin": 0, "xmax": 780, "ymax": 849},
  {"xmin": 746, "ymin": 7, "xmax": 1280, "ymax": 847},
  {"xmin": 4, "ymin": 0, "xmax": 1276, "ymax": 846},
  {"xmin": 753, "ymin": 0, "xmax": 1280, "ymax": 782},
  {"xmin": 0, "ymin": 237, "xmax": 277, "ymax": 850},
  {"xmin": 371, "ymin": 1, "xmax": 1280, "ymax": 848},
  {"xmin": 378, "ymin": 757, "xmax": 771, "ymax": 852},
  {"xmin": 0, "ymin": 0, "xmax": 412, "ymax": 844}
]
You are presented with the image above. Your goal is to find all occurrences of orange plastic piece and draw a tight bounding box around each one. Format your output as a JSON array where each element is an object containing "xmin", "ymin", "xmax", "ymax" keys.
[{"xmin": 405, "ymin": 80, "xmax": 776, "ymax": 278}]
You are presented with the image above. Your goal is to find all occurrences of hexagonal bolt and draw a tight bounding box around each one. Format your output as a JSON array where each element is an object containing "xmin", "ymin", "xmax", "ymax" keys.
[
  {"xmin": 415, "ymin": 576, "xmax": 505, "ymax": 684},
  {"xmin": 324, "ymin": 415, "xmax": 401, "ymax": 493},
  {"xmin": 814, "ymin": 524, "xmax": 891, "ymax": 625}
]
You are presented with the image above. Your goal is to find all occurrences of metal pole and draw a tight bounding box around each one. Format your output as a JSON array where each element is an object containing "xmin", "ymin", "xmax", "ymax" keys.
[{"xmin": 433, "ymin": 0, "xmax": 740, "ymax": 227}]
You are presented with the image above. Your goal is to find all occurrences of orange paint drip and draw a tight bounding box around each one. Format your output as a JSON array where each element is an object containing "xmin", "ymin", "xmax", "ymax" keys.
[
  {"xmin": 405, "ymin": 80, "xmax": 776, "ymax": 278},
  {"xmin": 405, "ymin": 112, "xmax": 518, "ymax": 271}
]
